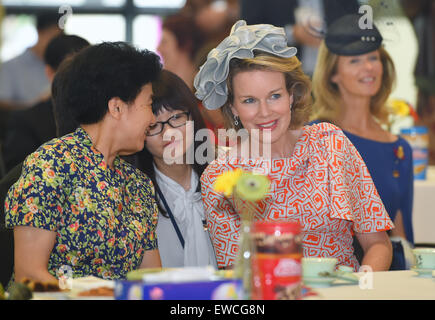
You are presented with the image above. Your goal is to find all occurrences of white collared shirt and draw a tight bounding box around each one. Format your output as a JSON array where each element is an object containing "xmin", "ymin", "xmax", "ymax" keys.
[{"xmin": 155, "ymin": 166, "xmax": 217, "ymax": 268}]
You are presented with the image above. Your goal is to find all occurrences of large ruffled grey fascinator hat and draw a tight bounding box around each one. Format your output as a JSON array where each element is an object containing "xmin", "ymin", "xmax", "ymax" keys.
[{"xmin": 194, "ymin": 20, "xmax": 297, "ymax": 110}]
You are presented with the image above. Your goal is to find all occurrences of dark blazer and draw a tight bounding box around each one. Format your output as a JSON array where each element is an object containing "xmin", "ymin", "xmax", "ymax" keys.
[{"xmin": 2, "ymin": 98, "xmax": 56, "ymax": 172}]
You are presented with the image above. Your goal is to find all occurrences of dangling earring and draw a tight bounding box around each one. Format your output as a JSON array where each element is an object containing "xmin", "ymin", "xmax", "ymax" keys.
[{"xmin": 234, "ymin": 115, "xmax": 239, "ymax": 126}]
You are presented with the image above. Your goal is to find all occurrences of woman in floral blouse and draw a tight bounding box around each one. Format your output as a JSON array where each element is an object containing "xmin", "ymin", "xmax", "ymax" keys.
[{"xmin": 5, "ymin": 42, "xmax": 163, "ymax": 282}]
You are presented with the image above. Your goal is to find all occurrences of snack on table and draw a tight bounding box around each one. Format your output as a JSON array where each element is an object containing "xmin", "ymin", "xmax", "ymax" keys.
[
  {"xmin": 21, "ymin": 278, "xmax": 61, "ymax": 292},
  {"xmin": 77, "ymin": 286, "xmax": 114, "ymax": 297}
]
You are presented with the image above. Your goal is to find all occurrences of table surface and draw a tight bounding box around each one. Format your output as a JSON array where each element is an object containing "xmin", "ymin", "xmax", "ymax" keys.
[
  {"xmin": 30, "ymin": 271, "xmax": 435, "ymax": 300},
  {"xmin": 306, "ymin": 270, "xmax": 435, "ymax": 300},
  {"xmin": 413, "ymin": 175, "xmax": 435, "ymax": 245}
]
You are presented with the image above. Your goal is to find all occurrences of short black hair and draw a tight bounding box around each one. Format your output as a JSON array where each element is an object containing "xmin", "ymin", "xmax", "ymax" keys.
[
  {"xmin": 43, "ymin": 34, "xmax": 90, "ymax": 71},
  {"xmin": 51, "ymin": 57, "xmax": 80, "ymax": 137},
  {"xmin": 53, "ymin": 42, "xmax": 162, "ymax": 125},
  {"xmin": 36, "ymin": 12, "xmax": 61, "ymax": 31}
]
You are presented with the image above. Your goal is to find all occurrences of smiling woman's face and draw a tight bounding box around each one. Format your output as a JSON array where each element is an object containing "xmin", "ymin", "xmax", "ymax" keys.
[
  {"xmin": 118, "ymin": 83, "xmax": 155, "ymax": 155},
  {"xmin": 331, "ymin": 49, "xmax": 383, "ymax": 99},
  {"xmin": 231, "ymin": 69, "xmax": 293, "ymax": 146}
]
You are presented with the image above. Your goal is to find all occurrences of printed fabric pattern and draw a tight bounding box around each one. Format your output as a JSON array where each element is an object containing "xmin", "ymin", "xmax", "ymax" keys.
[
  {"xmin": 5, "ymin": 127, "xmax": 158, "ymax": 279},
  {"xmin": 201, "ymin": 123, "xmax": 394, "ymax": 270}
]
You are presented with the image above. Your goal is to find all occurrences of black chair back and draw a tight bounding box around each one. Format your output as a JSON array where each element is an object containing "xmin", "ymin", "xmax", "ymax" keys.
[{"xmin": 0, "ymin": 163, "xmax": 22, "ymax": 287}]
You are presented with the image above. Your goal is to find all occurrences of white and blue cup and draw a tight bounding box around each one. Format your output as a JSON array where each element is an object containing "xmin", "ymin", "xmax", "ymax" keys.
[
  {"xmin": 412, "ymin": 248, "xmax": 435, "ymax": 269},
  {"xmin": 302, "ymin": 257, "xmax": 337, "ymax": 287}
]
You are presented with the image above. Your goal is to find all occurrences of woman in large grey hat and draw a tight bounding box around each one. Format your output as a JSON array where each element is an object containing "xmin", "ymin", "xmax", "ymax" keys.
[
  {"xmin": 311, "ymin": 14, "xmax": 414, "ymax": 270},
  {"xmin": 195, "ymin": 20, "xmax": 393, "ymax": 272}
]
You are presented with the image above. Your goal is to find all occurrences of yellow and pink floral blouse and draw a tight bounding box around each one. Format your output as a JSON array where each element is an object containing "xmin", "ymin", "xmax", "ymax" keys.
[
  {"xmin": 5, "ymin": 127, "xmax": 158, "ymax": 279},
  {"xmin": 201, "ymin": 123, "xmax": 394, "ymax": 270}
]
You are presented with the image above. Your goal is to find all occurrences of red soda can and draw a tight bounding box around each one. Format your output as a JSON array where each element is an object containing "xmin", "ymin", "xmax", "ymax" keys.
[{"xmin": 251, "ymin": 221, "xmax": 303, "ymax": 300}]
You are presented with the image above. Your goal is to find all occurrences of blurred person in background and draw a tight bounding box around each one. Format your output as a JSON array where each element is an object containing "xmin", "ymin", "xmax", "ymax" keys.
[
  {"xmin": 0, "ymin": 11, "xmax": 62, "ymax": 177},
  {"xmin": 157, "ymin": 12, "xmax": 225, "ymax": 143},
  {"xmin": 1, "ymin": 34, "xmax": 90, "ymax": 172},
  {"xmin": 0, "ymin": 11, "xmax": 62, "ymax": 111},
  {"xmin": 182, "ymin": 0, "xmax": 240, "ymax": 46},
  {"xmin": 157, "ymin": 13, "xmax": 204, "ymax": 91},
  {"xmin": 181, "ymin": 0, "xmax": 240, "ymax": 135}
]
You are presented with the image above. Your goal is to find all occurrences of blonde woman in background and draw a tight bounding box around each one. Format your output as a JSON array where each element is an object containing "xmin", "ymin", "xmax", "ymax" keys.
[{"xmin": 311, "ymin": 14, "xmax": 414, "ymax": 270}]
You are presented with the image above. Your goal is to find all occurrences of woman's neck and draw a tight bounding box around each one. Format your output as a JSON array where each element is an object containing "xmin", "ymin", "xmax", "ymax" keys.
[
  {"xmin": 154, "ymin": 158, "xmax": 192, "ymax": 191},
  {"xmin": 81, "ymin": 123, "xmax": 118, "ymax": 169},
  {"xmin": 269, "ymin": 129, "xmax": 302, "ymax": 158},
  {"xmin": 334, "ymin": 95, "xmax": 376, "ymax": 133},
  {"xmin": 234, "ymin": 129, "xmax": 302, "ymax": 159},
  {"xmin": 333, "ymin": 95, "xmax": 396, "ymax": 142}
]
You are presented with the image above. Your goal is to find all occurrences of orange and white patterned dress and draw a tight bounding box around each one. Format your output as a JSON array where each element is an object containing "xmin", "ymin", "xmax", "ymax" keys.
[{"xmin": 201, "ymin": 123, "xmax": 394, "ymax": 270}]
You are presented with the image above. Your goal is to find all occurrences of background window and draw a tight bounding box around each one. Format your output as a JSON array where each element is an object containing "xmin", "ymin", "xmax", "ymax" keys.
[
  {"xmin": 134, "ymin": 0, "xmax": 185, "ymax": 8},
  {"xmin": 132, "ymin": 15, "xmax": 161, "ymax": 52},
  {"xmin": 65, "ymin": 14, "xmax": 126, "ymax": 44}
]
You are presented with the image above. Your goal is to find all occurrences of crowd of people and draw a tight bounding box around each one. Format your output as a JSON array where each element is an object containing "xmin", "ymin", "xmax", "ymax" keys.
[{"xmin": 0, "ymin": 1, "xmax": 432, "ymax": 287}]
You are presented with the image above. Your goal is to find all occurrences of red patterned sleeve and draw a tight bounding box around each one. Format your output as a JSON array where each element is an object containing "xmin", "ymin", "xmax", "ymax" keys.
[
  {"xmin": 200, "ymin": 160, "xmax": 241, "ymax": 268},
  {"xmin": 318, "ymin": 123, "xmax": 394, "ymax": 233}
]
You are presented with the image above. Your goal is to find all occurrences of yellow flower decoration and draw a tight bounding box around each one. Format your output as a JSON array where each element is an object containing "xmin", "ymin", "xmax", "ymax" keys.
[
  {"xmin": 213, "ymin": 169, "xmax": 270, "ymax": 201},
  {"xmin": 389, "ymin": 99, "xmax": 410, "ymax": 117},
  {"xmin": 213, "ymin": 169, "xmax": 243, "ymax": 196}
]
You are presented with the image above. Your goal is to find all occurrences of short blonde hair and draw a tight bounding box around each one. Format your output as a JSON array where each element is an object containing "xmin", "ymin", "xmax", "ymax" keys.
[
  {"xmin": 311, "ymin": 41, "xmax": 396, "ymax": 124},
  {"xmin": 221, "ymin": 53, "xmax": 312, "ymax": 130}
]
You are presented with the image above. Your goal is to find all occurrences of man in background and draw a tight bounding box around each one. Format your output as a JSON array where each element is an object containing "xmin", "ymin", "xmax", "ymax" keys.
[
  {"xmin": 0, "ymin": 12, "xmax": 62, "ymax": 176},
  {"xmin": 0, "ymin": 12, "xmax": 63, "ymax": 111},
  {"xmin": 1, "ymin": 34, "xmax": 89, "ymax": 172}
]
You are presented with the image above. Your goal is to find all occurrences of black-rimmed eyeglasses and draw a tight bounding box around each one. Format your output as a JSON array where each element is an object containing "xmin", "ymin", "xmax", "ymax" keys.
[{"xmin": 146, "ymin": 111, "xmax": 190, "ymax": 136}]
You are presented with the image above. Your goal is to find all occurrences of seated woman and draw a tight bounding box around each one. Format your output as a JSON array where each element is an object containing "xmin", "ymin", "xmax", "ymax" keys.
[
  {"xmin": 133, "ymin": 70, "xmax": 217, "ymax": 268},
  {"xmin": 4, "ymin": 42, "xmax": 163, "ymax": 282},
  {"xmin": 311, "ymin": 14, "xmax": 414, "ymax": 269},
  {"xmin": 194, "ymin": 20, "xmax": 394, "ymax": 271}
]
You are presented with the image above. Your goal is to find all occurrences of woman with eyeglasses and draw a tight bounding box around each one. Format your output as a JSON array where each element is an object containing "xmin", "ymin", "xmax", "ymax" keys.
[{"xmin": 133, "ymin": 70, "xmax": 217, "ymax": 268}]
